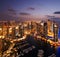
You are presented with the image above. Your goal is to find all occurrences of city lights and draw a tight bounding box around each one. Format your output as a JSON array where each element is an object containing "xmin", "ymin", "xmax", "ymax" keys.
[
  {"xmin": 40, "ymin": 22, "xmax": 44, "ymax": 26},
  {"xmin": 15, "ymin": 26, "xmax": 19, "ymax": 29},
  {"xmin": 0, "ymin": 20, "xmax": 59, "ymax": 57},
  {"xmin": 9, "ymin": 28, "xmax": 12, "ymax": 33},
  {"xmin": 0, "ymin": 28, "xmax": 2, "ymax": 31},
  {"xmin": 0, "ymin": 0, "xmax": 60, "ymax": 57}
]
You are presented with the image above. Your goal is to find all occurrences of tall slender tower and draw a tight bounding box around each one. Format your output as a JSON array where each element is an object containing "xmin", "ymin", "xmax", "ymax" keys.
[
  {"xmin": 43, "ymin": 22, "xmax": 48, "ymax": 38},
  {"xmin": 53, "ymin": 23, "xmax": 58, "ymax": 42}
]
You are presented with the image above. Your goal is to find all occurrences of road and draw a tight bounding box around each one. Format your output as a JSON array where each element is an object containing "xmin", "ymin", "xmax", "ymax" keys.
[{"xmin": 2, "ymin": 35, "xmax": 60, "ymax": 57}]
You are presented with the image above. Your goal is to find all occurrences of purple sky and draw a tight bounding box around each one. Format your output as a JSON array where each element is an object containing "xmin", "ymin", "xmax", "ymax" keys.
[{"xmin": 0, "ymin": 0, "xmax": 60, "ymax": 21}]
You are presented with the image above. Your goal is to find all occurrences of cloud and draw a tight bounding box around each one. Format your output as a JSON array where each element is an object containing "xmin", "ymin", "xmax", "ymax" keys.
[
  {"xmin": 0, "ymin": 13, "xmax": 18, "ymax": 21},
  {"xmin": 46, "ymin": 15, "xmax": 55, "ymax": 18},
  {"xmin": 18, "ymin": 15, "xmax": 40, "ymax": 22},
  {"xmin": 8, "ymin": 8, "xmax": 15, "ymax": 12},
  {"xmin": 0, "ymin": 7, "xmax": 18, "ymax": 21},
  {"xmin": 54, "ymin": 11, "xmax": 60, "ymax": 14},
  {"xmin": 19, "ymin": 12, "xmax": 31, "ymax": 15},
  {"xmin": 27, "ymin": 7, "xmax": 35, "ymax": 10},
  {"xmin": 8, "ymin": 8, "xmax": 16, "ymax": 15}
]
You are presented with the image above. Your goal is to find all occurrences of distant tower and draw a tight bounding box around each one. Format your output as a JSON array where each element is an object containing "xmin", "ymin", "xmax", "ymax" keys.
[
  {"xmin": 36, "ymin": 23, "xmax": 39, "ymax": 34},
  {"xmin": 0, "ymin": 39, "xmax": 2, "ymax": 52},
  {"xmin": 40, "ymin": 22, "xmax": 48, "ymax": 38},
  {"xmin": 19, "ymin": 23, "xmax": 24, "ymax": 38},
  {"xmin": 53, "ymin": 23, "xmax": 58, "ymax": 42},
  {"xmin": 12, "ymin": 27, "xmax": 16, "ymax": 38},
  {"xmin": 31, "ymin": 22, "xmax": 33, "ymax": 30},
  {"xmin": 43, "ymin": 22, "xmax": 48, "ymax": 38},
  {"xmin": 47, "ymin": 20, "xmax": 54, "ymax": 37}
]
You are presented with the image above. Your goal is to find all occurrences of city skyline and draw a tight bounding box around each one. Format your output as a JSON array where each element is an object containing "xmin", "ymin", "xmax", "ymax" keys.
[{"xmin": 0, "ymin": 1, "xmax": 60, "ymax": 56}]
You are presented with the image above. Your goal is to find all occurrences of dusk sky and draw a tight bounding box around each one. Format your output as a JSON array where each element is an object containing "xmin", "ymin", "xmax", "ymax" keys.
[{"xmin": 0, "ymin": 0, "xmax": 60, "ymax": 21}]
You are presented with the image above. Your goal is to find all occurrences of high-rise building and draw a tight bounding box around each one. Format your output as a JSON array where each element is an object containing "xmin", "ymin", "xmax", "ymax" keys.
[
  {"xmin": 12, "ymin": 27, "xmax": 16, "ymax": 38},
  {"xmin": 19, "ymin": 23, "xmax": 24, "ymax": 38},
  {"xmin": 40, "ymin": 22, "xmax": 48, "ymax": 38},
  {"xmin": 47, "ymin": 20, "xmax": 54, "ymax": 37},
  {"xmin": 43, "ymin": 22, "xmax": 48, "ymax": 38},
  {"xmin": 40, "ymin": 22, "xmax": 44, "ymax": 37},
  {"xmin": 0, "ymin": 39, "xmax": 2, "ymax": 52},
  {"xmin": 36, "ymin": 23, "xmax": 40, "ymax": 35},
  {"xmin": 53, "ymin": 23, "xmax": 58, "ymax": 42}
]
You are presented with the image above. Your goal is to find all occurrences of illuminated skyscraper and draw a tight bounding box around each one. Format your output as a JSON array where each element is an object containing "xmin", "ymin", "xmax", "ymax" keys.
[
  {"xmin": 40, "ymin": 22, "xmax": 48, "ymax": 38},
  {"xmin": 19, "ymin": 23, "xmax": 24, "ymax": 38},
  {"xmin": 12, "ymin": 27, "xmax": 16, "ymax": 38},
  {"xmin": 53, "ymin": 23, "xmax": 58, "ymax": 42},
  {"xmin": 43, "ymin": 22, "xmax": 48, "ymax": 38},
  {"xmin": 47, "ymin": 20, "xmax": 54, "ymax": 37},
  {"xmin": 0, "ymin": 39, "xmax": 2, "ymax": 52}
]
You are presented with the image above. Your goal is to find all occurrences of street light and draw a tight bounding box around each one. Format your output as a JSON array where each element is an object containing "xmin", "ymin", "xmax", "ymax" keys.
[
  {"xmin": 0, "ymin": 36, "xmax": 1, "ymax": 38},
  {"xmin": 15, "ymin": 26, "xmax": 19, "ymax": 29},
  {"xmin": 0, "ymin": 28, "xmax": 2, "ymax": 31},
  {"xmin": 9, "ymin": 28, "xmax": 12, "ymax": 33},
  {"xmin": 54, "ymin": 24, "xmax": 57, "ymax": 27},
  {"xmin": 40, "ymin": 22, "xmax": 44, "ymax": 26}
]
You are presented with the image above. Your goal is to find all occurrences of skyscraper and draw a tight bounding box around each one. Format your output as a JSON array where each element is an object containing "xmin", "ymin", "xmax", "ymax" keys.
[
  {"xmin": 47, "ymin": 20, "xmax": 54, "ymax": 37},
  {"xmin": 43, "ymin": 22, "xmax": 48, "ymax": 38},
  {"xmin": 53, "ymin": 23, "xmax": 58, "ymax": 42}
]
